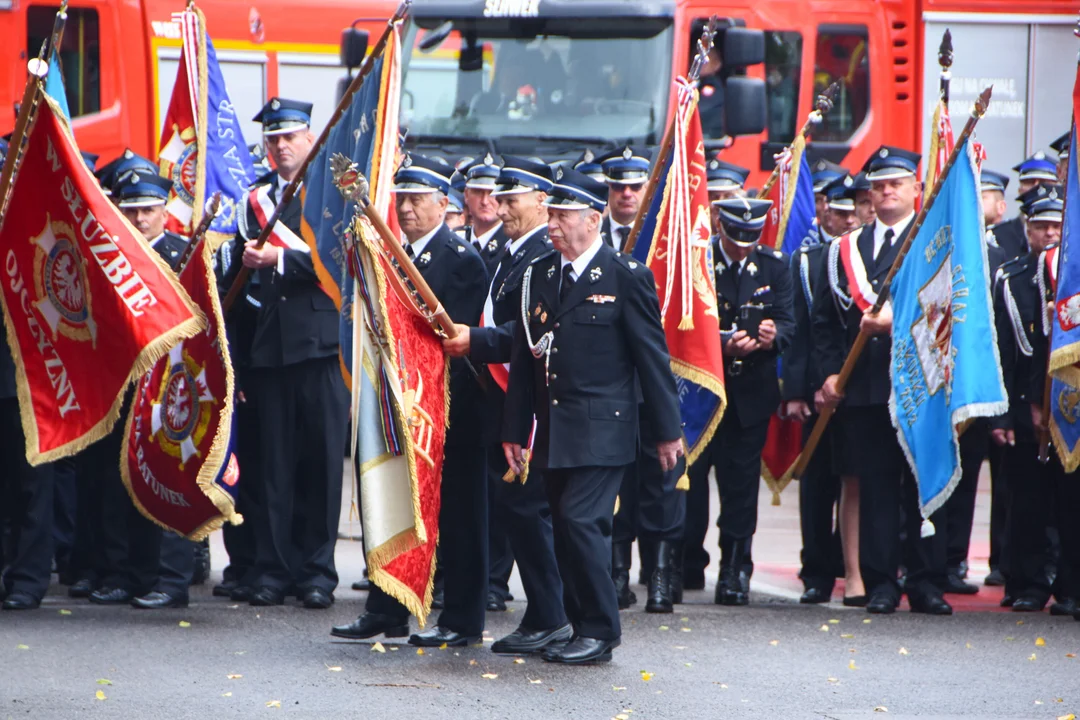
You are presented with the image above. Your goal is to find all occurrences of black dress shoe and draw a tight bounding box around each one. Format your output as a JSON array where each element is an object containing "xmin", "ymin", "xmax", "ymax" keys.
[
  {"xmin": 491, "ymin": 624, "xmax": 573, "ymax": 654},
  {"xmin": 543, "ymin": 636, "xmax": 620, "ymax": 665},
  {"xmin": 2, "ymin": 592, "xmax": 41, "ymax": 610},
  {"xmin": 230, "ymin": 585, "xmax": 253, "ymax": 602},
  {"xmin": 430, "ymin": 587, "xmax": 445, "ymax": 610},
  {"xmin": 866, "ymin": 593, "xmax": 897, "ymax": 614},
  {"xmin": 89, "ymin": 587, "xmax": 134, "ymax": 605},
  {"xmin": 408, "ymin": 626, "xmax": 480, "ymax": 647},
  {"xmin": 331, "ymin": 613, "xmax": 409, "ymax": 640},
  {"xmin": 1049, "ymin": 599, "xmax": 1077, "ymax": 616},
  {"xmin": 486, "ymin": 591, "xmax": 507, "ymax": 612},
  {"xmin": 909, "ymin": 593, "xmax": 953, "ymax": 615},
  {"xmin": 249, "ymin": 586, "xmax": 286, "ymax": 606},
  {"xmin": 984, "ymin": 568, "xmax": 1005, "ymax": 586},
  {"xmin": 212, "ymin": 581, "xmax": 236, "ymax": 598},
  {"xmin": 1000, "ymin": 593, "xmax": 1015, "ymax": 607},
  {"xmin": 842, "ymin": 595, "xmax": 868, "ymax": 608},
  {"xmin": 68, "ymin": 578, "xmax": 94, "ymax": 599},
  {"xmin": 302, "ymin": 588, "xmax": 334, "ymax": 609},
  {"xmin": 351, "ymin": 578, "xmax": 372, "ymax": 592},
  {"xmin": 942, "ymin": 573, "xmax": 979, "ymax": 595},
  {"xmin": 799, "ymin": 587, "xmax": 831, "ymax": 604},
  {"xmin": 1011, "ymin": 596, "xmax": 1045, "ymax": 612},
  {"xmin": 131, "ymin": 591, "xmax": 189, "ymax": 609}
]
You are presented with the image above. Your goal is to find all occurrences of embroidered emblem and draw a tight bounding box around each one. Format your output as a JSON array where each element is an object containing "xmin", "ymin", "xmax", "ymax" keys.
[
  {"xmin": 628, "ymin": 261, "xmax": 638, "ymax": 269},
  {"xmin": 547, "ymin": 265, "xmax": 555, "ymax": 280},
  {"xmin": 150, "ymin": 342, "xmax": 216, "ymax": 466},
  {"xmin": 747, "ymin": 262, "xmax": 758, "ymax": 276},
  {"xmin": 879, "ymin": 148, "xmax": 888, "ymax": 158},
  {"xmin": 555, "ymin": 166, "xmax": 564, "ymax": 181},
  {"xmin": 534, "ymin": 302, "xmax": 543, "ymax": 317},
  {"xmin": 588, "ymin": 294, "xmax": 616, "ymax": 304},
  {"xmin": 622, "ymin": 146, "xmax": 633, "ymax": 160},
  {"xmin": 540, "ymin": 311, "xmax": 548, "ymax": 323},
  {"xmin": 486, "ymin": 239, "xmax": 498, "ymax": 252},
  {"xmin": 484, "ymin": 152, "xmax": 494, "ymax": 165},
  {"xmin": 773, "ymin": 250, "xmax": 782, "ymax": 259},
  {"xmin": 456, "ymin": 245, "xmax": 465, "ymax": 253},
  {"xmin": 589, "ymin": 266, "xmax": 603, "ymax": 282},
  {"xmin": 402, "ymin": 154, "xmax": 413, "ymax": 168},
  {"xmin": 418, "ymin": 251, "xmax": 431, "ymax": 264},
  {"xmin": 270, "ymin": 98, "xmax": 281, "ymax": 110}
]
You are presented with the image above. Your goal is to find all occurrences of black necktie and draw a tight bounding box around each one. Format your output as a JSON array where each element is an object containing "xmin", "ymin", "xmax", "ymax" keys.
[
  {"xmin": 616, "ymin": 226, "xmax": 630, "ymax": 250},
  {"xmin": 875, "ymin": 228, "xmax": 894, "ymax": 265},
  {"xmin": 405, "ymin": 244, "xmax": 416, "ymax": 260},
  {"xmin": 560, "ymin": 264, "xmax": 576, "ymax": 304},
  {"xmin": 727, "ymin": 261, "xmax": 741, "ymax": 293}
]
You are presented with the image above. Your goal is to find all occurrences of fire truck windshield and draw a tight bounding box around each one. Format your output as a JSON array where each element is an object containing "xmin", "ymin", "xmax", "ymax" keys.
[{"xmin": 400, "ymin": 18, "xmax": 674, "ymax": 154}]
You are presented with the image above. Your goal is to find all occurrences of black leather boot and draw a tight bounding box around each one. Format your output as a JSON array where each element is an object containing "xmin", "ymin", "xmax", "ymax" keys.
[
  {"xmin": 646, "ymin": 541, "xmax": 676, "ymax": 613},
  {"xmin": 637, "ymin": 538, "xmax": 657, "ymax": 585},
  {"xmin": 191, "ymin": 540, "xmax": 211, "ymax": 586},
  {"xmin": 613, "ymin": 542, "xmax": 636, "ymax": 609},
  {"xmin": 670, "ymin": 541, "xmax": 684, "ymax": 604},
  {"xmin": 717, "ymin": 538, "xmax": 751, "ymax": 606}
]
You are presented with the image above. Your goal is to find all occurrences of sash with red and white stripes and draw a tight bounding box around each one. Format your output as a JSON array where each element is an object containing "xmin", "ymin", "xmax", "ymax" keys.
[
  {"xmin": 480, "ymin": 288, "xmax": 510, "ymax": 392},
  {"xmin": 248, "ymin": 184, "xmax": 310, "ymax": 253},
  {"xmin": 1045, "ymin": 245, "xmax": 1060, "ymax": 296},
  {"xmin": 836, "ymin": 228, "xmax": 877, "ymax": 312}
]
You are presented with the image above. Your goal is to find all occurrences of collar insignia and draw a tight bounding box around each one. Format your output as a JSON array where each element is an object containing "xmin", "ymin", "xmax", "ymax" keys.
[
  {"xmin": 747, "ymin": 262, "xmax": 758, "ymax": 276},
  {"xmin": 589, "ymin": 266, "xmax": 603, "ymax": 282},
  {"xmin": 547, "ymin": 265, "xmax": 556, "ymax": 280},
  {"xmin": 419, "ymin": 251, "xmax": 431, "ymax": 265}
]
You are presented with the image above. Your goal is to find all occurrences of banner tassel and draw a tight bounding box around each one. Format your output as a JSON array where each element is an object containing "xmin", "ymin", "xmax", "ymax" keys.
[{"xmin": 675, "ymin": 473, "xmax": 690, "ymax": 491}]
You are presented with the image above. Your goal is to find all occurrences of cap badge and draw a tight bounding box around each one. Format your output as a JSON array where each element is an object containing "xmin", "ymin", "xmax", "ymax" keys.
[
  {"xmin": 709, "ymin": 160, "xmax": 718, "ymax": 169},
  {"xmin": 622, "ymin": 147, "xmax": 633, "ymax": 160},
  {"xmin": 628, "ymin": 261, "xmax": 638, "ymax": 270},
  {"xmin": 743, "ymin": 210, "xmax": 752, "ymax": 221},
  {"xmin": 484, "ymin": 152, "xmax": 494, "ymax": 165},
  {"xmin": 583, "ymin": 148, "xmax": 594, "ymax": 162},
  {"xmin": 555, "ymin": 166, "xmax": 564, "ymax": 180},
  {"xmin": 123, "ymin": 149, "xmax": 134, "ymax": 159},
  {"xmin": 402, "ymin": 154, "xmax": 413, "ymax": 168},
  {"xmin": 1034, "ymin": 151, "xmax": 1046, "ymax": 160},
  {"xmin": 1050, "ymin": 188, "xmax": 1059, "ymax": 200},
  {"xmin": 270, "ymin": 98, "xmax": 281, "ymax": 111},
  {"xmin": 879, "ymin": 148, "xmax": 888, "ymax": 158},
  {"xmin": 844, "ymin": 175, "xmax": 854, "ymax": 187},
  {"xmin": 131, "ymin": 173, "xmax": 140, "ymax": 184}
]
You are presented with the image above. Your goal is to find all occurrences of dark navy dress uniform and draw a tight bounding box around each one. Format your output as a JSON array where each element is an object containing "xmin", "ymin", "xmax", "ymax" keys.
[
  {"xmin": 503, "ymin": 169, "xmax": 682, "ymax": 648},
  {"xmin": 225, "ymin": 159, "xmax": 349, "ymax": 602},
  {"xmin": 685, "ymin": 201, "xmax": 795, "ymax": 605},
  {"xmin": 783, "ymin": 238, "xmax": 843, "ymax": 599}
]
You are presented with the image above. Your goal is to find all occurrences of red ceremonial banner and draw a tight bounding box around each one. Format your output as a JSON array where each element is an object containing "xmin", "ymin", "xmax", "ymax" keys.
[
  {"xmin": 0, "ymin": 94, "xmax": 203, "ymax": 464},
  {"xmin": 159, "ymin": 8, "xmax": 202, "ymax": 236},
  {"xmin": 121, "ymin": 237, "xmax": 241, "ymax": 540}
]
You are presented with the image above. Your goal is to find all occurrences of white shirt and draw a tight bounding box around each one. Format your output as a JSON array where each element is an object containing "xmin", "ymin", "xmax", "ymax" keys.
[
  {"xmin": 560, "ymin": 234, "xmax": 604, "ymax": 286},
  {"xmin": 406, "ymin": 223, "xmax": 443, "ymax": 260},
  {"xmin": 488, "ymin": 223, "xmax": 547, "ymax": 298},
  {"xmin": 872, "ymin": 211, "xmax": 915, "ymax": 260},
  {"xmin": 473, "ymin": 221, "xmax": 503, "ymax": 251},
  {"xmin": 608, "ymin": 220, "xmax": 632, "ymax": 250},
  {"xmin": 716, "ymin": 241, "xmax": 749, "ymax": 274}
]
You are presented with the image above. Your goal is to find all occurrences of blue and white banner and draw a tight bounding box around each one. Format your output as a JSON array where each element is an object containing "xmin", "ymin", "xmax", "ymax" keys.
[{"xmin": 890, "ymin": 137, "xmax": 1007, "ymax": 517}]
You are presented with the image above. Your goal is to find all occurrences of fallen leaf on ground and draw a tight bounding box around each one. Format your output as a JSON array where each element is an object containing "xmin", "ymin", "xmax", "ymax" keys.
[
  {"xmin": 59, "ymin": 609, "xmax": 72, "ymax": 615},
  {"xmin": 640, "ymin": 671, "xmax": 653, "ymax": 682},
  {"xmin": 1036, "ymin": 637, "xmax": 1046, "ymax": 647},
  {"xmin": 16, "ymin": 644, "xmax": 29, "ymax": 650},
  {"xmin": 685, "ymin": 662, "xmax": 692, "ymax": 667},
  {"xmin": 513, "ymin": 658, "xmax": 525, "ymax": 665},
  {"xmin": 827, "ymin": 677, "xmax": 839, "ymax": 683},
  {"xmin": 874, "ymin": 707, "xmax": 888, "ymax": 713},
  {"xmin": 530, "ymin": 679, "xmax": 543, "ymax": 684},
  {"xmin": 615, "ymin": 714, "xmax": 630, "ymax": 720},
  {"xmin": 841, "ymin": 634, "xmax": 854, "ymax": 639},
  {"xmin": 1005, "ymin": 636, "xmax": 1016, "ymax": 642},
  {"xmin": 680, "ymin": 628, "xmax": 692, "ymax": 633},
  {"xmin": 371, "ymin": 642, "xmax": 386, "ymax": 654},
  {"xmin": 863, "ymin": 619, "xmax": 872, "ymax": 624},
  {"xmin": 222, "ymin": 692, "xmax": 232, "ymax": 697},
  {"xmin": 713, "ymin": 683, "xmax": 728, "ymax": 689},
  {"xmin": 1067, "ymin": 653, "xmax": 1077, "ymax": 658},
  {"xmin": 1029, "ymin": 654, "xmax": 1037, "ymax": 661},
  {"xmin": 227, "ymin": 674, "xmax": 243, "ymax": 680},
  {"xmin": 674, "ymin": 646, "xmax": 687, "ymax": 650},
  {"xmin": 769, "ymin": 640, "xmax": 779, "ymax": 646},
  {"xmin": 469, "ymin": 659, "xmax": 478, "ymax": 666},
  {"xmin": 829, "ymin": 619, "xmax": 840, "ymax": 624},
  {"xmin": 96, "ymin": 679, "xmax": 112, "ymax": 686},
  {"xmin": 1035, "ymin": 701, "xmax": 1044, "ymax": 705},
  {"xmin": 95, "ymin": 691, "xmax": 106, "ymax": 701},
  {"xmin": 1017, "ymin": 620, "xmax": 1025, "ymax": 625},
  {"xmin": 848, "ymin": 660, "xmax": 858, "ymax": 670},
  {"xmin": 439, "ymin": 643, "xmax": 448, "ymax": 650},
  {"xmin": 613, "ymin": 686, "xmax": 626, "ymax": 691},
  {"xmin": 681, "ymin": 617, "xmax": 689, "ymax": 623},
  {"xmin": 820, "ymin": 625, "xmax": 830, "ymax": 632},
  {"xmin": 390, "ymin": 647, "xmax": 399, "ymax": 652},
  {"xmin": 966, "ymin": 643, "xmax": 973, "ymax": 649},
  {"xmin": 658, "ymin": 626, "xmax": 669, "ymax": 631},
  {"xmin": 266, "ymin": 700, "xmax": 281, "ymax": 708},
  {"xmin": 1057, "ymin": 714, "xmax": 1076, "ymax": 720},
  {"xmin": 327, "ymin": 666, "xmax": 342, "ymax": 672},
  {"xmin": 416, "ymin": 648, "xmax": 425, "ymax": 655},
  {"xmin": 481, "ymin": 673, "xmax": 498, "ymax": 680},
  {"xmin": 178, "ymin": 621, "xmax": 191, "ymax": 628},
  {"xmin": 898, "ymin": 648, "xmax": 909, "ymax": 655}
]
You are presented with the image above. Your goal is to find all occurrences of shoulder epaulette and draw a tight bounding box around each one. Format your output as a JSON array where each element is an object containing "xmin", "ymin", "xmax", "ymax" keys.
[
  {"xmin": 999, "ymin": 255, "xmax": 1030, "ymax": 280},
  {"xmin": 612, "ymin": 251, "xmax": 646, "ymax": 273},
  {"xmin": 530, "ymin": 248, "xmax": 558, "ymax": 265},
  {"xmin": 755, "ymin": 245, "xmax": 787, "ymax": 263}
]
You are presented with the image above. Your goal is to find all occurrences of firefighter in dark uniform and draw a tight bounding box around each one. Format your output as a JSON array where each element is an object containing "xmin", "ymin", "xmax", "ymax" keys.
[
  {"xmin": 706, "ymin": 159, "xmax": 750, "ymax": 233},
  {"xmin": 462, "ymin": 154, "xmax": 509, "ymax": 275},
  {"xmin": 813, "ymin": 146, "xmax": 951, "ymax": 616},
  {"xmin": 440, "ymin": 155, "xmax": 572, "ymax": 655},
  {"xmin": 994, "ymin": 185, "xmax": 1075, "ymax": 613},
  {"xmin": 810, "ymin": 159, "xmax": 847, "ymax": 223},
  {"xmin": 992, "ymin": 152, "xmax": 1060, "ymax": 260},
  {"xmin": 597, "ymin": 146, "xmax": 650, "ymax": 252},
  {"xmin": 502, "ymin": 166, "xmax": 684, "ymax": 664},
  {"xmin": 784, "ymin": 175, "xmax": 861, "ymax": 605},
  {"xmin": 684, "ymin": 197, "xmax": 795, "ymax": 606},
  {"xmin": 222, "ymin": 97, "xmax": 349, "ymax": 610},
  {"xmin": 332, "ymin": 154, "xmax": 490, "ymax": 646},
  {"xmin": 1050, "ymin": 131, "xmax": 1069, "ymax": 184},
  {"xmin": 573, "ymin": 148, "xmax": 607, "ymax": 184}
]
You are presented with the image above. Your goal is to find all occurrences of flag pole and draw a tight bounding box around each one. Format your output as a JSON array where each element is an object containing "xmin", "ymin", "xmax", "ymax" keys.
[
  {"xmin": 221, "ymin": 0, "xmax": 411, "ymax": 314},
  {"xmin": 938, "ymin": 29, "xmax": 953, "ymax": 109},
  {"xmin": 791, "ymin": 85, "xmax": 993, "ymax": 481},
  {"xmin": 622, "ymin": 16, "xmax": 719, "ymax": 256},
  {"xmin": 758, "ymin": 82, "xmax": 839, "ymax": 200},
  {"xmin": 332, "ymin": 161, "xmax": 458, "ymax": 338},
  {"xmin": 0, "ymin": 4, "xmax": 67, "ymax": 222},
  {"xmin": 175, "ymin": 192, "xmax": 222, "ymax": 275}
]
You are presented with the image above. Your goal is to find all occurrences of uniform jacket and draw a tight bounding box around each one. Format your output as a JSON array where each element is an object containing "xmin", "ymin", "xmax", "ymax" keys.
[
  {"xmin": 413, "ymin": 223, "xmax": 490, "ymax": 448},
  {"xmin": 600, "ymin": 215, "xmax": 632, "ymax": 253},
  {"xmin": 782, "ymin": 240, "xmax": 830, "ymax": 404},
  {"xmin": 713, "ymin": 240, "xmax": 795, "ymax": 427},
  {"xmin": 989, "ymin": 215, "xmax": 1027, "ymax": 261},
  {"xmin": 155, "ymin": 231, "xmax": 188, "ymax": 272},
  {"xmin": 811, "ymin": 220, "xmax": 910, "ymax": 407},
  {"xmin": 225, "ymin": 171, "xmax": 339, "ymax": 369},
  {"xmin": 464, "ymin": 224, "xmax": 508, "ymax": 277},
  {"xmin": 503, "ymin": 242, "xmax": 682, "ymax": 470},
  {"xmin": 468, "ymin": 227, "xmax": 553, "ymax": 444}
]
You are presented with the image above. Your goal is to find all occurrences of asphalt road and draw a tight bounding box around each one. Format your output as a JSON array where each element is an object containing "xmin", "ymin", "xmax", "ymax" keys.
[{"xmin": 3, "ymin": 582, "xmax": 1079, "ymax": 720}]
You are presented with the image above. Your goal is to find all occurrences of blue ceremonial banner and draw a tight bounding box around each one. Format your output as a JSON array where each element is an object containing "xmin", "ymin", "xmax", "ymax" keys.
[
  {"xmin": 889, "ymin": 137, "xmax": 1007, "ymax": 517},
  {"xmin": 44, "ymin": 50, "xmax": 70, "ymax": 121},
  {"xmin": 780, "ymin": 148, "xmax": 815, "ymax": 254},
  {"xmin": 202, "ymin": 38, "xmax": 256, "ymax": 241},
  {"xmin": 300, "ymin": 25, "xmax": 401, "ymax": 387},
  {"xmin": 1047, "ymin": 68, "xmax": 1080, "ymax": 471}
]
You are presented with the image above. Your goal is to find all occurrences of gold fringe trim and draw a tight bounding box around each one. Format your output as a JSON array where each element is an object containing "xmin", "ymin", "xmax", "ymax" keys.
[
  {"xmin": 614, "ymin": 495, "xmax": 621, "ymax": 516},
  {"xmin": 1049, "ymin": 343, "xmax": 1080, "ymax": 377},
  {"xmin": 365, "ymin": 526, "xmax": 422, "ymax": 574},
  {"xmin": 191, "ymin": 6, "xmax": 210, "ymax": 233},
  {"xmin": 671, "ymin": 355, "xmax": 727, "ymax": 466},
  {"xmin": 675, "ymin": 473, "xmax": 690, "ymax": 491},
  {"xmin": 924, "ymin": 102, "xmax": 943, "ymax": 194},
  {"xmin": 760, "ymin": 455, "xmax": 799, "ymax": 507}
]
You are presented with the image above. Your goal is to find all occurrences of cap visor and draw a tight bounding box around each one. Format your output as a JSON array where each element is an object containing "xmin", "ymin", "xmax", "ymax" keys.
[
  {"xmin": 262, "ymin": 122, "xmax": 309, "ymax": 136},
  {"xmin": 117, "ymin": 197, "xmax": 167, "ymax": 208},
  {"xmin": 866, "ymin": 168, "xmax": 915, "ymax": 181}
]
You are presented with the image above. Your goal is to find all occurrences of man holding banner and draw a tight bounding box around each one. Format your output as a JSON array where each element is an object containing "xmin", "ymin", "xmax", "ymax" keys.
[{"xmin": 224, "ymin": 98, "xmax": 348, "ymax": 610}]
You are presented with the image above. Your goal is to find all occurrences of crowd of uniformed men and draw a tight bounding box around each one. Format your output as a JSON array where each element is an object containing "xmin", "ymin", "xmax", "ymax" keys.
[{"xmin": 1, "ymin": 95, "xmax": 1077, "ymax": 665}]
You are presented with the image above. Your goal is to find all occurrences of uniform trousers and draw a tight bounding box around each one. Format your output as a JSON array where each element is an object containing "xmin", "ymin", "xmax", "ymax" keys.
[
  {"xmin": 542, "ymin": 465, "xmax": 623, "ymax": 642},
  {"xmin": 247, "ymin": 357, "xmax": 349, "ymax": 593},
  {"xmin": 221, "ymin": 387, "xmax": 260, "ymax": 586},
  {"xmin": 944, "ymin": 419, "xmax": 988, "ymax": 572},
  {"xmin": 51, "ymin": 456, "xmax": 78, "ymax": 581},
  {"xmin": 366, "ymin": 442, "xmax": 489, "ymax": 636},
  {"xmin": 486, "ymin": 444, "xmax": 514, "ymax": 602},
  {"xmin": 833, "ymin": 405, "xmax": 947, "ymax": 601},
  {"xmin": 1000, "ymin": 439, "xmax": 1064, "ymax": 603},
  {"xmin": 987, "ymin": 443, "xmax": 1008, "ymax": 572},
  {"xmin": 612, "ymin": 441, "xmax": 686, "ymax": 546},
  {"xmin": 798, "ymin": 418, "xmax": 843, "ymax": 593},
  {"xmin": 1, "ymin": 398, "xmax": 54, "ymax": 599}
]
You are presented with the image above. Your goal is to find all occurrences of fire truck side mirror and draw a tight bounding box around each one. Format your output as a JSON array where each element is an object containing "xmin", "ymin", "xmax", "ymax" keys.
[
  {"xmin": 724, "ymin": 77, "xmax": 766, "ymax": 137},
  {"xmin": 340, "ymin": 25, "xmax": 370, "ymax": 69},
  {"xmin": 722, "ymin": 27, "xmax": 764, "ymax": 68}
]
